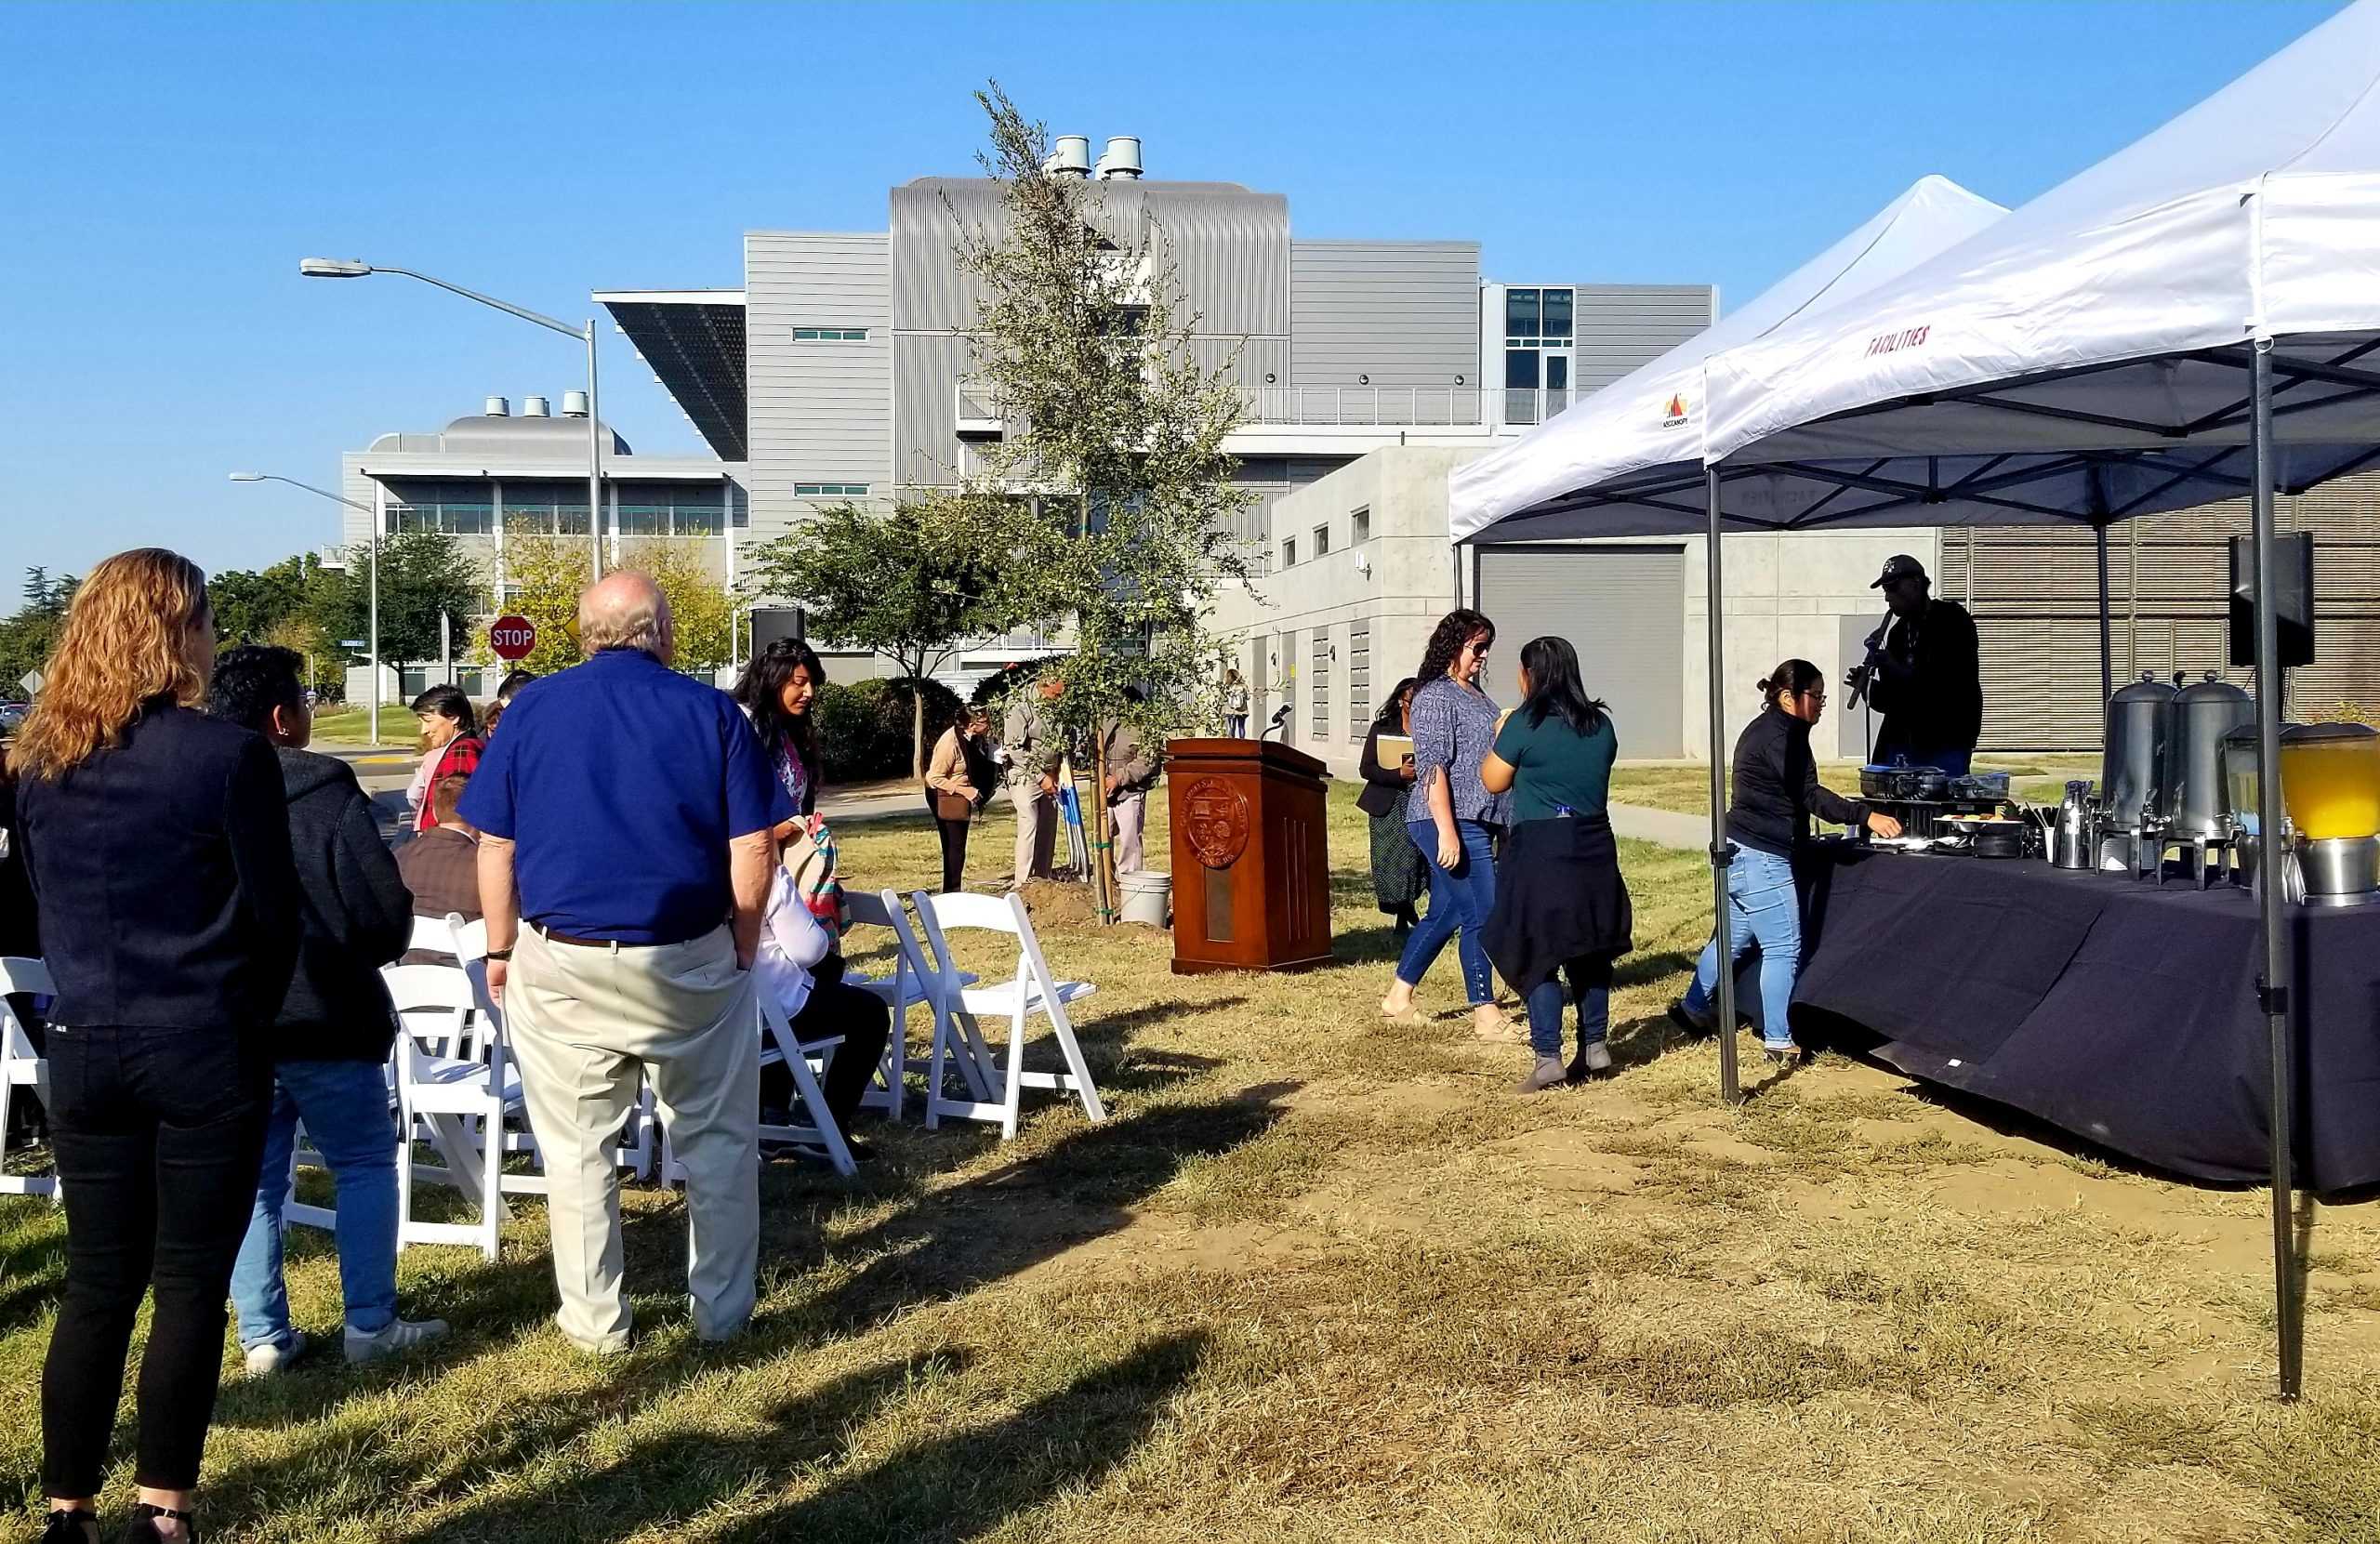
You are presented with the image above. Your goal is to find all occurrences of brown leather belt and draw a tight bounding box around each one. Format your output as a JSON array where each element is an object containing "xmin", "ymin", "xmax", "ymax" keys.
[{"xmin": 534, "ymin": 925, "xmax": 617, "ymax": 948}]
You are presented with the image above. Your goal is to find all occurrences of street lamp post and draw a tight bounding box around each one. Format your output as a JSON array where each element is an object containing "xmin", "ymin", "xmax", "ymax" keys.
[
  {"xmin": 229, "ymin": 471, "xmax": 385, "ymax": 746},
  {"xmin": 299, "ymin": 258, "xmax": 603, "ymax": 581}
]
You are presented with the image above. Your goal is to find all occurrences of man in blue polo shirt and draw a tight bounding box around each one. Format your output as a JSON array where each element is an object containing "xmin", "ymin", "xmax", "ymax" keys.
[{"xmin": 459, "ymin": 571, "xmax": 791, "ymax": 1353}]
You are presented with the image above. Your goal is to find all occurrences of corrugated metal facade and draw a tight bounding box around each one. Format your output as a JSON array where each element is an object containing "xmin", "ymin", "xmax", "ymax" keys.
[
  {"xmin": 1289, "ymin": 240, "xmax": 1480, "ymax": 389},
  {"xmin": 1349, "ymin": 621, "xmax": 1372, "ymax": 740},
  {"xmin": 1310, "ymin": 625, "xmax": 1332, "ymax": 746},
  {"xmin": 1569, "ymin": 284, "xmax": 1719, "ymax": 390},
  {"xmin": 1232, "ymin": 455, "xmax": 1355, "ymax": 561},
  {"xmin": 744, "ymin": 232, "xmax": 892, "ymax": 541},
  {"xmin": 1936, "ymin": 473, "xmax": 2380, "ymax": 750},
  {"xmin": 1476, "ymin": 546, "xmax": 1688, "ymax": 758}
]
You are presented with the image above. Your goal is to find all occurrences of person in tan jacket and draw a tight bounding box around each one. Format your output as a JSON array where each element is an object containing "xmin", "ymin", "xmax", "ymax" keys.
[
  {"xmin": 1099, "ymin": 688, "xmax": 1163, "ymax": 876},
  {"xmin": 924, "ymin": 704, "xmax": 995, "ymax": 892}
]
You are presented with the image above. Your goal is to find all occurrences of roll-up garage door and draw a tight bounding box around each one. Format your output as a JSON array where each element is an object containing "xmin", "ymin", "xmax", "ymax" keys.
[{"xmin": 1475, "ymin": 544, "xmax": 1686, "ymax": 758}]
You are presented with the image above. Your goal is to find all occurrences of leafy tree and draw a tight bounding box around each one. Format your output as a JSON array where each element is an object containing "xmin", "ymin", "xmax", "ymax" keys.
[
  {"xmin": 0, "ymin": 567, "xmax": 77, "ymax": 693},
  {"xmin": 264, "ymin": 614, "xmax": 343, "ymax": 697},
  {"xmin": 211, "ymin": 551, "xmax": 344, "ymax": 648},
  {"xmin": 484, "ymin": 532, "xmax": 588, "ymax": 677},
  {"xmin": 947, "ymin": 85, "xmax": 1252, "ymax": 916},
  {"xmin": 319, "ymin": 531, "xmax": 486, "ymax": 666},
  {"xmin": 621, "ymin": 540, "xmax": 736, "ymax": 676},
  {"xmin": 747, "ymin": 498, "xmax": 1017, "ymax": 773}
]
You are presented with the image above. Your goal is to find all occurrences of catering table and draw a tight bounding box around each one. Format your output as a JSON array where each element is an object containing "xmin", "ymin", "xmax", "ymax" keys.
[{"xmin": 1761, "ymin": 844, "xmax": 2380, "ymax": 1190}]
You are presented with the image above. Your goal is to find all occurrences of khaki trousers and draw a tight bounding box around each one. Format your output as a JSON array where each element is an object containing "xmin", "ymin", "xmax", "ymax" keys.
[
  {"xmin": 1111, "ymin": 792, "xmax": 1147, "ymax": 875},
  {"xmin": 507, "ymin": 923, "xmax": 759, "ymax": 1351},
  {"xmin": 1009, "ymin": 773, "xmax": 1058, "ymax": 890}
]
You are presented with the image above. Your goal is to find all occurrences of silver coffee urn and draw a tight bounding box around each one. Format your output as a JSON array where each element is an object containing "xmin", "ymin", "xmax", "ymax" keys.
[
  {"xmin": 2160, "ymin": 673, "xmax": 2254, "ymax": 886},
  {"xmin": 2099, "ymin": 672, "xmax": 2176, "ymax": 872}
]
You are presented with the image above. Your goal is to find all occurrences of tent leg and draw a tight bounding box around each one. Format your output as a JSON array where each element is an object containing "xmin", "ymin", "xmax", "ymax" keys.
[
  {"xmin": 2250, "ymin": 340, "xmax": 2300, "ymax": 1402},
  {"xmin": 2095, "ymin": 521, "xmax": 2115, "ymax": 706},
  {"xmin": 1706, "ymin": 467, "xmax": 1740, "ymax": 1106}
]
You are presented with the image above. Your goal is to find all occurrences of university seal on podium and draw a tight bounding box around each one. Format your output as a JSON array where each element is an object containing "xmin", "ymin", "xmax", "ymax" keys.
[{"xmin": 1183, "ymin": 777, "xmax": 1251, "ymax": 868}]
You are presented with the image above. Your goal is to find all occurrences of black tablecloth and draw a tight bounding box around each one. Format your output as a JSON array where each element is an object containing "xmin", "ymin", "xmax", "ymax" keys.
[{"xmin": 1770, "ymin": 847, "xmax": 2380, "ymax": 1190}]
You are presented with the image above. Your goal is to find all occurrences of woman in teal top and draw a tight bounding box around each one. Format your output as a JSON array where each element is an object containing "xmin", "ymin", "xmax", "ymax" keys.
[{"xmin": 1481, "ymin": 636, "xmax": 1633, "ymax": 1093}]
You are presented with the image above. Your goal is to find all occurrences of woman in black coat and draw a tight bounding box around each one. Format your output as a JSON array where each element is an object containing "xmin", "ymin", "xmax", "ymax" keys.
[
  {"xmin": 9, "ymin": 548, "xmax": 299, "ymax": 1544},
  {"xmin": 1357, "ymin": 678, "xmax": 1428, "ymax": 940}
]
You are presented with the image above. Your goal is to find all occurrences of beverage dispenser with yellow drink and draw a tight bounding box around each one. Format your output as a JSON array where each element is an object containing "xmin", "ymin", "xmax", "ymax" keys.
[{"xmin": 2281, "ymin": 721, "xmax": 2380, "ymax": 906}]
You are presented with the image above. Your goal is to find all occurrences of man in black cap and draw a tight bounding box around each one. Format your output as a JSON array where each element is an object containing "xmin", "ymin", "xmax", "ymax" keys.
[{"xmin": 1846, "ymin": 553, "xmax": 1983, "ymax": 773}]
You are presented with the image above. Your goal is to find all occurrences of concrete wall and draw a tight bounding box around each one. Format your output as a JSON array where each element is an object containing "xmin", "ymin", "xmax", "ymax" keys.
[{"xmin": 745, "ymin": 232, "xmax": 892, "ymax": 538}]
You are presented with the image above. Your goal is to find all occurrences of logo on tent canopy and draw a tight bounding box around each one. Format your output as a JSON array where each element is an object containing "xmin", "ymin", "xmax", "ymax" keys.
[{"xmin": 1661, "ymin": 392, "xmax": 1690, "ymax": 429}]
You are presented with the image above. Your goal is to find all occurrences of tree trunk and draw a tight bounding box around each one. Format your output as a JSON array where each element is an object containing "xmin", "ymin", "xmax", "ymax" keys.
[
  {"xmin": 913, "ymin": 664, "xmax": 928, "ymax": 779},
  {"xmin": 1088, "ymin": 738, "xmax": 1119, "ymax": 923}
]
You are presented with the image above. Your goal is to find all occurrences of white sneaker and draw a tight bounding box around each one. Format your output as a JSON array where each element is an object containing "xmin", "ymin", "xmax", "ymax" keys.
[
  {"xmin": 345, "ymin": 1316, "xmax": 450, "ymax": 1365},
  {"xmin": 244, "ymin": 1330, "xmax": 307, "ymax": 1377}
]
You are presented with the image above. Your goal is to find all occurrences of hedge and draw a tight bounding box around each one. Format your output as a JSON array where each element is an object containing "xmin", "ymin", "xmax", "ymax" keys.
[{"xmin": 813, "ymin": 676, "xmax": 963, "ymax": 783}]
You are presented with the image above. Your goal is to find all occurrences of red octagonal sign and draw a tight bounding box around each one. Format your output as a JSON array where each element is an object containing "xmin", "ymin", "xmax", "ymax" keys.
[{"xmin": 488, "ymin": 614, "xmax": 537, "ymax": 661}]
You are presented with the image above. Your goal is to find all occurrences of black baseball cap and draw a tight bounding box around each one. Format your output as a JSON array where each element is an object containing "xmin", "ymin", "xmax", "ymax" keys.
[{"xmin": 1871, "ymin": 554, "xmax": 1930, "ymax": 588}]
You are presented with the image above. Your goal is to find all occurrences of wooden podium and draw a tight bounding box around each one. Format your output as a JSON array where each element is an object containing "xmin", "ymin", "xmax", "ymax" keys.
[{"xmin": 1166, "ymin": 738, "xmax": 1333, "ymax": 974}]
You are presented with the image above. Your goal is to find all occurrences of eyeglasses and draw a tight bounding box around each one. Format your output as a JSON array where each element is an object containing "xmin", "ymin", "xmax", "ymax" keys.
[{"xmin": 1801, "ymin": 690, "xmax": 1829, "ymax": 706}]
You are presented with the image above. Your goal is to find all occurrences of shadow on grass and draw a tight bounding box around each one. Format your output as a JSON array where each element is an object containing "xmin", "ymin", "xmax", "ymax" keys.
[{"xmin": 194, "ymin": 1087, "xmax": 1290, "ymax": 1540}]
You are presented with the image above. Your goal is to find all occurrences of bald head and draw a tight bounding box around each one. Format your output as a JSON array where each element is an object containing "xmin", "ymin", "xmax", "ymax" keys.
[{"xmin": 577, "ymin": 571, "xmax": 674, "ymax": 662}]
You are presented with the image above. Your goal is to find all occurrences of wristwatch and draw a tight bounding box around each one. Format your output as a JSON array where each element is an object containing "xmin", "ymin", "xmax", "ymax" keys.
[{"xmin": 485, "ymin": 947, "xmax": 514, "ymax": 961}]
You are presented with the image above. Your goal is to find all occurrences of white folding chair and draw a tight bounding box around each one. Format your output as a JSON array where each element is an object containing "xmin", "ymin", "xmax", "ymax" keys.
[
  {"xmin": 840, "ymin": 887, "xmax": 981, "ymax": 1121},
  {"xmin": 910, "ymin": 891, "xmax": 1105, "ymax": 1140},
  {"xmin": 660, "ymin": 990, "xmax": 856, "ymax": 1181},
  {"xmin": 0, "ymin": 957, "xmax": 59, "ymax": 1200},
  {"xmin": 408, "ymin": 914, "xmax": 456, "ymax": 958},
  {"xmin": 384, "ymin": 962, "xmax": 526, "ymax": 1260}
]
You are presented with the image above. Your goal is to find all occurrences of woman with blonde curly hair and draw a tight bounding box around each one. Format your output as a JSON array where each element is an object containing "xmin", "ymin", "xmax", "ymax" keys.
[{"xmin": 10, "ymin": 548, "xmax": 299, "ymax": 1544}]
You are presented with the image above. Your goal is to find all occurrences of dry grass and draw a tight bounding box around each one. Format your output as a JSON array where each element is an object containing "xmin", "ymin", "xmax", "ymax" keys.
[{"xmin": 2, "ymin": 783, "xmax": 2376, "ymax": 1542}]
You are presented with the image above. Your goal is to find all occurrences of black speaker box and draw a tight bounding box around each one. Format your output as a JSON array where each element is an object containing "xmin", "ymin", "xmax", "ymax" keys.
[
  {"xmin": 2228, "ymin": 533, "xmax": 2314, "ymax": 669},
  {"xmin": 749, "ymin": 607, "xmax": 807, "ymax": 654}
]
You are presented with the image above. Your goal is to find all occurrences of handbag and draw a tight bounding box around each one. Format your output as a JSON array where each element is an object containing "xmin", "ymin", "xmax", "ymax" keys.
[{"xmin": 933, "ymin": 788, "xmax": 973, "ymax": 822}]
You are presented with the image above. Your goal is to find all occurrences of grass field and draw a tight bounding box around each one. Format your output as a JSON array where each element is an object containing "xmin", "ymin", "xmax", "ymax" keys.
[
  {"xmin": 308, "ymin": 705, "xmax": 417, "ymax": 746},
  {"xmin": 4, "ymin": 785, "xmax": 2378, "ymax": 1542}
]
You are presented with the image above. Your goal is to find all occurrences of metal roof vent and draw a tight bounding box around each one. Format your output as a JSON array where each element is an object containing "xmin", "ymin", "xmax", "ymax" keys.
[
  {"xmin": 1044, "ymin": 136, "xmax": 1091, "ymax": 178},
  {"xmin": 483, "ymin": 395, "xmax": 509, "ymax": 417},
  {"xmin": 561, "ymin": 389, "xmax": 590, "ymax": 417},
  {"xmin": 521, "ymin": 394, "xmax": 550, "ymax": 417},
  {"xmin": 1094, "ymin": 136, "xmax": 1143, "ymax": 180}
]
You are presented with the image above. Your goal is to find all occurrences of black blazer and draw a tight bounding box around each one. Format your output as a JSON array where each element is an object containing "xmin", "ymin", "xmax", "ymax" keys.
[
  {"xmin": 17, "ymin": 700, "xmax": 299, "ymax": 1031},
  {"xmin": 1356, "ymin": 723, "xmax": 1414, "ymax": 818}
]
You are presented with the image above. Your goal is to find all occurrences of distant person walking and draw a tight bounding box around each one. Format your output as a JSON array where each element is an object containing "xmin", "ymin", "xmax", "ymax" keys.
[
  {"xmin": 1100, "ymin": 687, "xmax": 1161, "ymax": 876},
  {"xmin": 1380, "ymin": 610, "xmax": 1512, "ymax": 1039},
  {"xmin": 924, "ymin": 704, "xmax": 996, "ymax": 893},
  {"xmin": 1357, "ymin": 677, "xmax": 1427, "ymax": 940},
  {"xmin": 1480, "ymin": 637, "xmax": 1633, "ymax": 1092},
  {"xmin": 461, "ymin": 572, "xmax": 791, "ymax": 1353},
  {"xmin": 406, "ymin": 685, "xmax": 481, "ymax": 834},
  {"xmin": 10, "ymin": 549, "xmax": 298, "ymax": 1544},
  {"xmin": 1223, "ymin": 668, "xmax": 1250, "ymax": 738},
  {"xmin": 208, "ymin": 645, "xmax": 448, "ymax": 1374},
  {"xmin": 1001, "ymin": 675, "xmax": 1066, "ymax": 890}
]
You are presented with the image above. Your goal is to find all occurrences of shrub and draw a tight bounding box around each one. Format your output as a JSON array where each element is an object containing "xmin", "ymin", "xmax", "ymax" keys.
[{"xmin": 813, "ymin": 676, "xmax": 962, "ymax": 783}]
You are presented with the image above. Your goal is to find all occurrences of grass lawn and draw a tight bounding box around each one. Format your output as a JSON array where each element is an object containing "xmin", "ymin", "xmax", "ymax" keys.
[
  {"xmin": 308, "ymin": 704, "xmax": 418, "ymax": 746},
  {"xmin": 5, "ymin": 784, "xmax": 2379, "ymax": 1541},
  {"xmin": 1614, "ymin": 755, "xmax": 2104, "ymax": 815}
]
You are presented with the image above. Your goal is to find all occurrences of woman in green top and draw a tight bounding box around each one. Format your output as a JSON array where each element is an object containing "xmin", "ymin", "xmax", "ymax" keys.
[{"xmin": 1481, "ymin": 636, "xmax": 1633, "ymax": 1092}]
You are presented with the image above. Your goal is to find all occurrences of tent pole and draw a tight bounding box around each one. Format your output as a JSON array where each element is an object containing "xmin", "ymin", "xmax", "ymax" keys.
[
  {"xmin": 1706, "ymin": 466, "xmax": 1740, "ymax": 1106},
  {"xmin": 2250, "ymin": 338, "xmax": 2300, "ymax": 1402},
  {"xmin": 2095, "ymin": 520, "xmax": 2114, "ymax": 706}
]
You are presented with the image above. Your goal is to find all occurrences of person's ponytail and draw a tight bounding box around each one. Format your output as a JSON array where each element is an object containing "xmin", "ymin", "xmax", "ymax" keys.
[{"xmin": 1757, "ymin": 658, "xmax": 1823, "ymax": 708}]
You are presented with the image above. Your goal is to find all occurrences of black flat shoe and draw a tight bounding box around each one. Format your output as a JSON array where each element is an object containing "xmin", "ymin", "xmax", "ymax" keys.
[
  {"xmin": 116, "ymin": 1503, "xmax": 197, "ymax": 1543},
  {"xmin": 42, "ymin": 1509, "xmax": 98, "ymax": 1544}
]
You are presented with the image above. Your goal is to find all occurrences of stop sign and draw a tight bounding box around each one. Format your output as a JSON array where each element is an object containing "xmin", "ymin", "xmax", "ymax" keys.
[{"xmin": 488, "ymin": 615, "xmax": 537, "ymax": 661}]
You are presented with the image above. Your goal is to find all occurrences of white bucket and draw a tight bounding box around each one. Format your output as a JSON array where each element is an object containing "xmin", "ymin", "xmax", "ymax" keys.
[{"xmin": 1119, "ymin": 869, "xmax": 1171, "ymax": 927}]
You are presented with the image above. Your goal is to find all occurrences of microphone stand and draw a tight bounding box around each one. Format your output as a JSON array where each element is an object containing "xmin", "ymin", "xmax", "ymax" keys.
[{"xmin": 1848, "ymin": 613, "xmax": 1890, "ymax": 763}]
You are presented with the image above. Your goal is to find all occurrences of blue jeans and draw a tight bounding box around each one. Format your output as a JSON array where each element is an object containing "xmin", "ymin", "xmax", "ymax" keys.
[
  {"xmin": 230, "ymin": 1059, "xmax": 401, "ymax": 1349},
  {"xmin": 1225, "ymin": 714, "xmax": 1248, "ymax": 738},
  {"xmin": 1395, "ymin": 819, "xmax": 1498, "ymax": 1004},
  {"xmin": 1526, "ymin": 960, "xmax": 1611, "ymax": 1057},
  {"xmin": 1684, "ymin": 846, "xmax": 1804, "ymax": 1049}
]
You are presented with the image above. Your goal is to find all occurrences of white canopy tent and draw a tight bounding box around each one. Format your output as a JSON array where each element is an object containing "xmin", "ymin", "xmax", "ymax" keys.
[{"xmin": 1458, "ymin": 0, "xmax": 2380, "ymax": 1400}]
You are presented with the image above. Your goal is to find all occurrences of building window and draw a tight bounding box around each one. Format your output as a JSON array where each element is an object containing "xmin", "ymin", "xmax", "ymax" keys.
[
  {"xmin": 793, "ymin": 326, "xmax": 868, "ymax": 341},
  {"xmin": 1313, "ymin": 524, "xmax": 1330, "ymax": 558},
  {"xmin": 1352, "ymin": 506, "xmax": 1371, "ymax": 544},
  {"xmin": 1281, "ymin": 536, "xmax": 1297, "ymax": 568},
  {"xmin": 1505, "ymin": 286, "xmax": 1576, "ymax": 426},
  {"xmin": 793, "ymin": 482, "xmax": 869, "ymax": 498},
  {"xmin": 1348, "ymin": 622, "xmax": 1371, "ymax": 741}
]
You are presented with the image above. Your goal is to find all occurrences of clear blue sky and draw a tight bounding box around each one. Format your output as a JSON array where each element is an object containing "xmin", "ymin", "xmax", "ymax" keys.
[{"xmin": 0, "ymin": 0, "xmax": 2346, "ymax": 594}]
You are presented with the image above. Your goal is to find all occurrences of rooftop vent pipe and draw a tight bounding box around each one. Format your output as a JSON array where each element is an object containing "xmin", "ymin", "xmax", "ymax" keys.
[
  {"xmin": 1094, "ymin": 136, "xmax": 1143, "ymax": 180},
  {"xmin": 483, "ymin": 395, "xmax": 509, "ymax": 417},
  {"xmin": 521, "ymin": 394, "xmax": 550, "ymax": 417},
  {"xmin": 1044, "ymin": 135, "xmax": 1091, "ymax": 178},
  {"xmin": 561, "ymin": 389, "xmax": 590, "ymax": 417}
]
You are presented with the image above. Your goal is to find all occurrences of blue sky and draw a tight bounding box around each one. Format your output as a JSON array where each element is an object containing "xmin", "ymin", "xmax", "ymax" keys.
[{"xmin": 0, "ymin": 0, "xmax": 2347, "ymax": 593}]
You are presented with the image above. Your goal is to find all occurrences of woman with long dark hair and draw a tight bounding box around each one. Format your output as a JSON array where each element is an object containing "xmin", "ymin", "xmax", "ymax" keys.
[
  {"xmin": 732, "ymin": 638, "xmax": 826, "ymax": 816},
  {"xmin": 1356, "ymin": 677, "xmax": 1427, "ymax": 939},
  {"xmin": 1670, "ymin": 659, "xmax": 1900, "ymax": 1063},
  {"xmin": 1480, "ymin": 637, "xmax": 1633, "ymax": 1091},
  {"xmin": 1381, "ymin": 609, "xmax": 1513, "ymax": 1038},
  {"xmin": 11, "ymin": 549, "xmax": 299, "ymax": 1544},
  {"xmin": 924, "ymin": 702, "xmax": 997, "ymax": 892},
  {"xmin": 405, "ymin": 683, "xmax": 481, "ymax": 834}
]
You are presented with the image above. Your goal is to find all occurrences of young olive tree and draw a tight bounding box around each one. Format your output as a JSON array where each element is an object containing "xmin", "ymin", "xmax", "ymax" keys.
[{"xmin": 948, "ymin": 85, "xmax": 1253, "ymax": 919}]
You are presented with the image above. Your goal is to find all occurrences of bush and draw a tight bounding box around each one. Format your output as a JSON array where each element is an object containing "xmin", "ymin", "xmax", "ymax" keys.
[{"xmin": 813, "ymin": 676, "xmax": 962, "ymax": 783}]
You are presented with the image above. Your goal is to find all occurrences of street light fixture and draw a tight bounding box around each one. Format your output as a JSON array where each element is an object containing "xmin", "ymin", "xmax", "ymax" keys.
[
  {"xmin": 298, "ymin": 257, "xmax": 605, "ymax": 582},
  {"xmin": 228, "ymin": 470, "xmax": 387, "ymax": 746}
]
